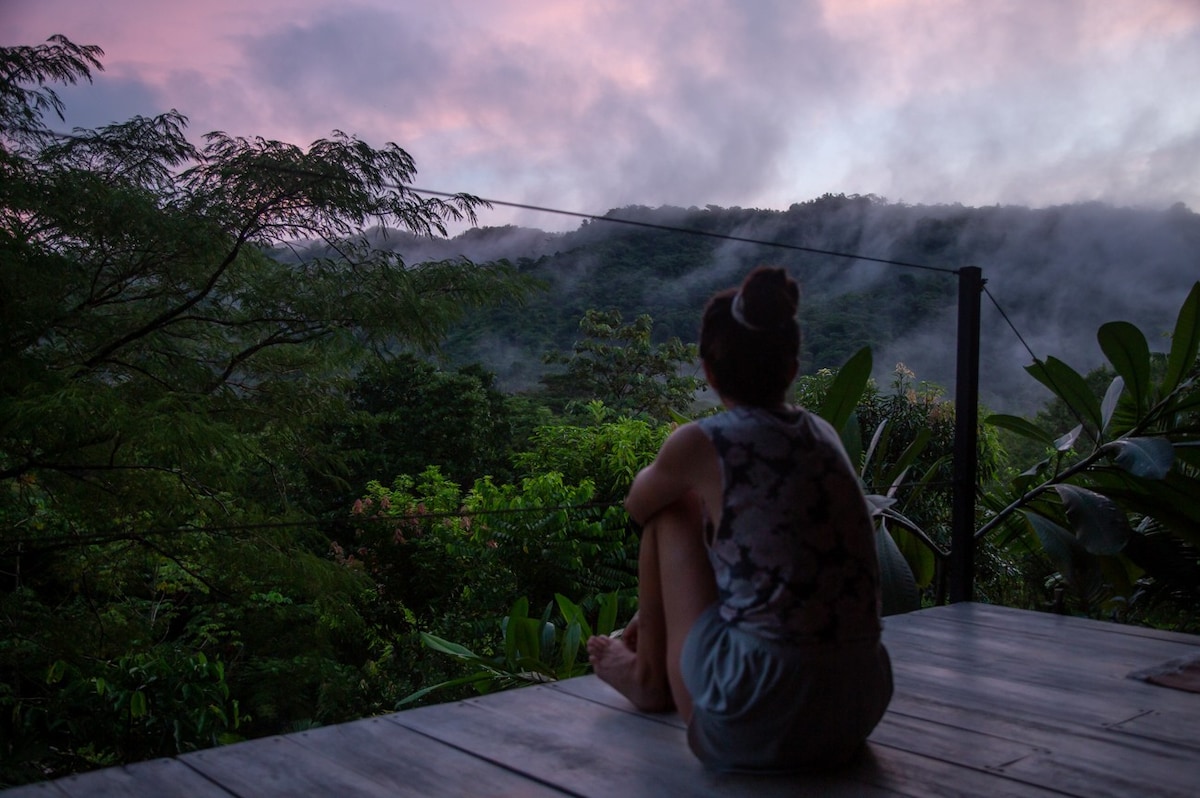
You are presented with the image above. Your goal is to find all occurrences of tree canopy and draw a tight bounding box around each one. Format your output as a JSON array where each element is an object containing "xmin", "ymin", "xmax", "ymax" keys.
[
  {"xmin": 1, "ymin": 35, "xmax": 529, "ymax": 542},
  {"xmin": 0, "ymin": 36, "xmax": 532, "ymax": 781}
]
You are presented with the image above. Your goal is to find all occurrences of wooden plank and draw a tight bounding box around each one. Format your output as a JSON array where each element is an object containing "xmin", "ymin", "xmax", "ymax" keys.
[
  {"xmin": 914, "ymin": 603, "xmax": 1200, "ymax": 648},
  {"xmin": 884, "ymin": 610, "xmax": 1200, "ymax": 675},
  {"xmin": 10, "ymin": 604, "xmax": 1200, "ymax": 798},
  {"xmin": 1103, "ymin": 707, "xmax": 1200, "ymax": 753},
  {"xmin": 557, "ymin": 676, "xmax": 1083, "ymax": 798},
  {"xmin": 882, "ymin": 615, "xmax": 1200, "ymax": 704},
  {"xmin": 559, "ymin": 625, "xmax": 1200, "ymax": 754},
  {"xmin": 884, "ymin": 693, "xmax": 1200, "ymax": 798},
  {"xmin": 396, "ymin": 681, "xmax": 1064, "ymax": 797},
  {"xmin": 891, "ymin": 658, "xmax": 1161, "ymax": 730},
  {"xmin": 26, "ymin": 758, "xmax": 232, "ymax": 798},
  {"xmin": 393, "ymin": 685, "xmax": 908, "ymax": 797},
  {"xmin": 0, "ymin": 781, "xmax": 69, "ymax": 797},
  {"xmin": 884, "ymin": 627, "xmax": 1200, "ymax": 748},
  {"xmin": 287, "ymin": 715, "xmax": 568, "ymax": 797},
  {"xmin": 183, "ymin": 732, "xmax": 460, "ymax": 798},
  {"xmin": 992, "ymin": 742, "xmax": 1199, "ymax": 798},
  {"xmin": 555, "ymin": 620, "xmax": 1200, "ymax": 798}
]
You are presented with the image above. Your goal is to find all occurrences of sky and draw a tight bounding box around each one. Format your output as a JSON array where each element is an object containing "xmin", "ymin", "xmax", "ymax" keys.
[{"xmin": 4, "ymin": 0, "xmax": 1199, "ymax": 233}]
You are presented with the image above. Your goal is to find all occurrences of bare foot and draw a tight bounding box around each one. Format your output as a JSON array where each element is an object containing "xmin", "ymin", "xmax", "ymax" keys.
[
  {"xmin": 586, "ymin": 634, "xmax": 672, "ymax": 712},
  {"xmin": 620, "ymin": 612, "xmax": 640, "ymax": 652}
]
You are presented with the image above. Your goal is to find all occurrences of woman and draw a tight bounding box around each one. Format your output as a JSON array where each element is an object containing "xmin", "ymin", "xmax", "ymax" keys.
[{"xmin": 586, "ymin": 266, "xmax": 892, "ymax": 772}]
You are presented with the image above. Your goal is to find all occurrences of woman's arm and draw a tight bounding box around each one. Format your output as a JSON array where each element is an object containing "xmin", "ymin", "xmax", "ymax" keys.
[{"xmin": 625, "ymin": 422, "xmax": 720, "ymax": 525}]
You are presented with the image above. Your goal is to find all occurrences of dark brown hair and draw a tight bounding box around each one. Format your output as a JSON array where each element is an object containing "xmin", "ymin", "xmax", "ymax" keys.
[{"xmin": 698, "ymin": 266, "xmax": 801, "ymax": 406}]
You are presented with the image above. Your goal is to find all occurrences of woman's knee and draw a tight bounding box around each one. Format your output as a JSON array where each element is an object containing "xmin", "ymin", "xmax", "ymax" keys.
[{"xmin": 644, "ymin": 491, "xmax": 704, "ymax": 538}]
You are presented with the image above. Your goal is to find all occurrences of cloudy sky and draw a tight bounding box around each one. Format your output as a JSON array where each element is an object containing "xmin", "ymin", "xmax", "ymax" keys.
[{"xmin": 4, "ymin": 0, "xmax": 1199, "ymax": 232}]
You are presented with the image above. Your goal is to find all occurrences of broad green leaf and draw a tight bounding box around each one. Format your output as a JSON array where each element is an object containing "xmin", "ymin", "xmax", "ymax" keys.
[
  {"xmin": 1023, "ymin": 511, "xmax": 1086, "ymax": 582},
  {"xmin": 420, "ymin": 633, "xmax": 483, "ymax": 661},
  {"xmin": 46, "ymin": 660, "xmax": 66, "ymax": 684},
  {"xmin": 397, "ymin": 672, "xmax": 494, "ymax": 706},
  {"xmin": 885, "ymin": 467, "xmax": 911, "ymax": 500},
  {"xmin": 1101, "ymin": 437, "xmax": 1174, "ymax": 479},
  {"xmin": 1164, "ymin": 378, "xmax": 1200, "ymax": 416},
  {"xmin": 1026, "ymin": 357, "xmax": 1102, "ymax": 435},
  {"xmin": 1164, "ymin": 282, "xmax": 1200, "ymax": 393},
  {"xmin": 554, "ymin": 593, "xmax": 582, "ymax": 622},
  {"xmin": 865, "ymin": 493, "xmax": 897, "ymax": 516},
  {"xmin": 596, "ymin": 591, "xmax": 619, "ymax": 637},
  {"xmin": 668, "ymin": 407, "xmax": 692, "ymax": 425},
  {"xmin": 561, "ymin": 621, "xmax": 582, "ymax": 671},
  {"xmin": 819, "ymin": 347, "xmax": 872, "ymax": 435},
  {"xmin": 841, "ymin": 410, "xmax": 864, "ymax": 470},
  {"xmin": 889, "ymin": 526, "xmax": 937, "ymax": 589},
  {"xmin": 130, "ymin": 690, "xmax": 148, "ymax": 719},
  {"xmin": 884, "ymin": 427, "xmax": 932, "ymax": 489},
  {"xmin": 555, "ymin": 593, "xmax": 592, "ymax": 639},
  {"xmin": 862, "ymin": 419, "xmax": 890, "ymax": 479},
  {"xmin": 513, "ymin": 617, "xmax": 545, "ymax": 662},
  {"xmin": 986, "ymin": 414, "xmax": 1056, "ymax": 447},
  {"xmin": 1054, "ymin": 484, "xmax": 1131, "ymax": 555},
  {"xmin": 876, "ymin": 522, "xmax": 920, "ymax": 616},
  {"xmin": 1097, "ymin": 321, "xmax": 1149, "ymax": 413},
  {"xmin": 1083, "ymin": 471, "xmax": 1200, "ymax": 547},
  {"xmin": 1054, "ymin": 424, "xmax": 1083, "ymax": 453},
  {"xmin": 1100, "ymin": 377, "xmax": 1124, "ymax": 434},
  {"xmin": 503, "ymin": 598, "xmax": 535, "ymax": 663}
]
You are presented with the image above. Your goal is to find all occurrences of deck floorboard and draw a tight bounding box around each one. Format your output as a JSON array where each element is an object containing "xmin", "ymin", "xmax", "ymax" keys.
[{"xmin": 6, "ymin": 603, "xmax": 1199, "ymax": 797}]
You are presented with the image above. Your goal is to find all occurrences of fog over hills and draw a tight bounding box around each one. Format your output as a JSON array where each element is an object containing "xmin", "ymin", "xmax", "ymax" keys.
[{"xmin": 370, "ymin": 197, "xmax": 1199, "ymax": 415}]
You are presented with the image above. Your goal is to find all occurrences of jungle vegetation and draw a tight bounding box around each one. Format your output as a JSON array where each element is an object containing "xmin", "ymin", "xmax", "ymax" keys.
[{"xmin": 2, "ymin": 36, "xmax": 1198, "ymax": 787}]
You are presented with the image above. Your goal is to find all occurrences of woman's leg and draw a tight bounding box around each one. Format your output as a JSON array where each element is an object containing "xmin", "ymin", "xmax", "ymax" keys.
[{"xmin": 587, "ymin": 491, "xmax": 716, "ymax": 720}]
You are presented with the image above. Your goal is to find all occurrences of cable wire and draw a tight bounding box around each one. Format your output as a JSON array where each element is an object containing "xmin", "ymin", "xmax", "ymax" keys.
[
  {"xmin": 983, "ymin": 285, "xmax": 1093, "ymax": 435},
  {"xmin": 18, "ymin": 126, "xmax": 959, "ymax": 276},
  {"xmin": 407, "ymin": 186, "xmax": 961, "ymax": 276}
]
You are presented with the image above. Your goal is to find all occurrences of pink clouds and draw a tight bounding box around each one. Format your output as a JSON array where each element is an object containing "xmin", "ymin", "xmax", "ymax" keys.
[{"xmin": 3, "ymin": 0, "xmax": 1199, "ymax": 228}]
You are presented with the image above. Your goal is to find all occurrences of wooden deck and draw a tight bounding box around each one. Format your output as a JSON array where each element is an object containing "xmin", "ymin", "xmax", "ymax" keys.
[{"xmin": 6, "ymin": 602, "xmax": 1200, "ymax": 797}]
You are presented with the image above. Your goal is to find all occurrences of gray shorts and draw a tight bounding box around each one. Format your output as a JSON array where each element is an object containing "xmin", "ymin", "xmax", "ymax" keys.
[{"xmin": 681, "ymin": 603, "xmax": 893, "ymax": 773}]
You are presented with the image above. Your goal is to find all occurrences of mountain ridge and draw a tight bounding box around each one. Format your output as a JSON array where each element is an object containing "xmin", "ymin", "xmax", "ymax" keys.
[{"xmin": 371, "ymin": 196, "xmax": 1199, "ymax": 414}]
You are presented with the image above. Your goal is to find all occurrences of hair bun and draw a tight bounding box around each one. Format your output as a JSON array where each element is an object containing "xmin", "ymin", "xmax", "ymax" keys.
[{"xmin": 738, "ymin": 267, "xmax": 799, "ymax": 330}]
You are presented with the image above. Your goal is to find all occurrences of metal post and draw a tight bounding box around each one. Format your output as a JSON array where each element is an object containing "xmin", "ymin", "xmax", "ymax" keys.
[{"xmin": 949, "ymin": 266, "xmax": 983, "ymax": 603}]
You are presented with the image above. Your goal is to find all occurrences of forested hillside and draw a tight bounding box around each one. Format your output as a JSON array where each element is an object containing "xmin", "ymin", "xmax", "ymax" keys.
[{"xmin": 369, "ymin": 199, "xmax": 1200, "ymax": 412}]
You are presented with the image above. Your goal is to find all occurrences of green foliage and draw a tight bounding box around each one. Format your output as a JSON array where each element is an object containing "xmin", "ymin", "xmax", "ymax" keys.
[
  {"xmin": 334, "ymin": 459, "xmax": 641, "ymax": 709},
  {"xmin": 334, "ymin": 410, "xmax": 664, "ymax": 711},
  {"xmin": 796, "ymin": 350, "xmax": 1004, "ymax": 611},
  {"xmin": 2, "ymin": 34, "xmax": 530, "ymax": 539},
  {"xmin": 511, "ymin": 401, "xmax": 669, "ymax": 502},
  {"xmin": 1, "ymin": 36, "xmax": 104, "ymax": 153},
  {"xmin": 309, "ymin": 354, "xmax": 542, "ymax": 512},
  {"xmin": 981, "ymin": 282, "xmax": 1200, "ymax": 623},
  {"xmin": 343, "ymin": 464, "xmax": 638, "ymax": 627},
  {"xmin": 0, "ymin": 36, "xmax": 534, "ymax": 785},
  {"xmin": 399, "ymin": 591, "xmax": 624, "ymax": 705},
  {"xmin": 3, "ymin": 643, "xmax": 244, "ymax": 779},
  {"xmin": 539, "ymin": 309, "xmax": 705, "ymax": 420}
]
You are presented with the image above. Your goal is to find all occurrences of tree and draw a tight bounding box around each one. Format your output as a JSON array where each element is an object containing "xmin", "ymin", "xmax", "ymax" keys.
[
  {"xmin": 1, "ymin": 34, "xmax": 535, "ymax": 536},
  {"xmin": 0, "ymin": 36, "xmax": 532, "ymax": 782},
  {"xmin": 540, "ymin": 309, "xmax": 705, "ymax": 419},
  {"xmin": 315, "ymin": 354, "xmax": 547, "ymax": 510}
]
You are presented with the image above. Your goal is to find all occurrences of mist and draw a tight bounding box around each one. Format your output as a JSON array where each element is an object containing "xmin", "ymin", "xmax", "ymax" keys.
[{"xmin": 377, "ymin": 199, "xmax": 1197, "ymax": 416}]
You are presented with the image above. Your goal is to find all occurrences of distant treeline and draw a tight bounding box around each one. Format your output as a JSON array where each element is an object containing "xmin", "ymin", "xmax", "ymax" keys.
[{"xmin": 363, "ymin": 196, "xmax": 1200, "ymax": 412}]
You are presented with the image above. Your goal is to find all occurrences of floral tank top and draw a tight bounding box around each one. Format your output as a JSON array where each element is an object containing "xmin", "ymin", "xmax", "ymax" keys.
[{"xmin": 695, "ymin": 405, "xmax": 882, "ymax": 645}]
